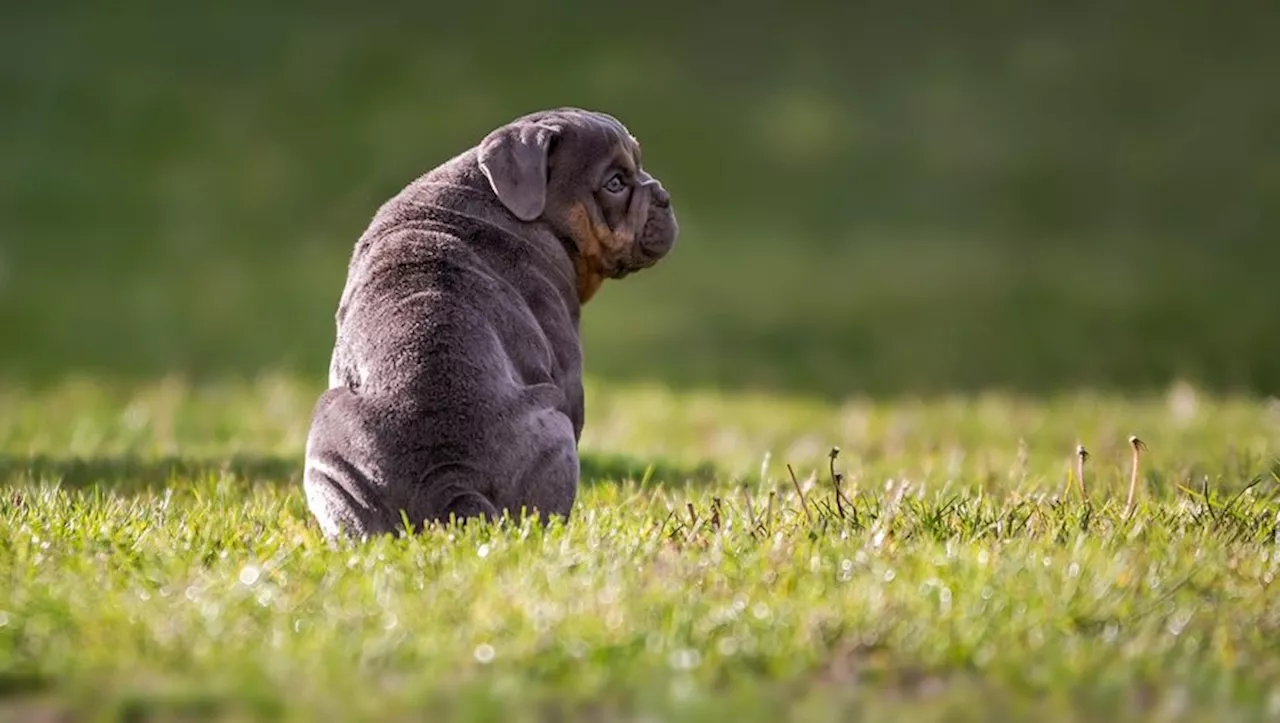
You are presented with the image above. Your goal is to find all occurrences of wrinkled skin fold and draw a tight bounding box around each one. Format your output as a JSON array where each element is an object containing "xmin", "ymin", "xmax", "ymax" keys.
[{"xmin": 302, "ymin": 108, "xmax": 678, "ymax": 538}]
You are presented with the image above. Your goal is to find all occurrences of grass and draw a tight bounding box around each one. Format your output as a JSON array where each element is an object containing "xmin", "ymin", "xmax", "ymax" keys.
[
  {"xmin": 4, "ymin": 375, "xmax": 1280, "ymax": 721},
  {"xmin": 4, "ymin": 6, "xmax": 1280, "ymax": 720},
  {"xmin": 5, "ymin": 3, "xmax": 1280, "ymax": 396}
]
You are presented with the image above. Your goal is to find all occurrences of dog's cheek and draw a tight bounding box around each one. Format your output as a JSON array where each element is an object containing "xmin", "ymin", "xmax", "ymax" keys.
[
  {"xmin": 566, "ymin": 203, "xmax": 606, "ymax": 258},
  {"xmin": 565, "ymin": 202, "xmax": 615, "ymax": 298},
  {"xmin": 600, "ymin": 193, "xmax": 629, "ymax": 231}
]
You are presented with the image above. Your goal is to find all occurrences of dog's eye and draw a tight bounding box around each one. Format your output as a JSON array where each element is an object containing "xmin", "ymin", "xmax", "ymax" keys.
[{"xmin": 603, "ymin": 173, "xmax": 627, "ymax": 194}]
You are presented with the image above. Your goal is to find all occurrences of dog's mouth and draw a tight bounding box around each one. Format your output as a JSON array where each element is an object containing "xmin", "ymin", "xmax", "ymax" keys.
[
  {"xmin": 602, "ymin": 195, "xmax": 677, "ymax": 279},
  {"xmin": 607, "ymin": 229, "xmax": 671, "ymax": 279},
  {"xmin": 637, "ymin": 213, "xmax": 677, "ymax": 262}
]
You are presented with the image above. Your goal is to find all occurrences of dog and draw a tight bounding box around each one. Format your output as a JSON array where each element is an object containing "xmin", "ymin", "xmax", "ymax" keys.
[{"xmin": 301, "ymin": 107, "xmax": 678, "ymax": 539}]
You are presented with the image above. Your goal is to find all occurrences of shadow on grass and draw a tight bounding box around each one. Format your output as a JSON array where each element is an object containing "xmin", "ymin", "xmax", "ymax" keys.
[
  {"xmin": 0, "ymin": 452, "xmax": 720, "ymax": 495},
  {"xmin": 579, "ymin": 452, "xmax": 719, "ymax": 487},
  {"xmin": 0, "ymin": 454, "xmax": 299, "ymax": 495}
]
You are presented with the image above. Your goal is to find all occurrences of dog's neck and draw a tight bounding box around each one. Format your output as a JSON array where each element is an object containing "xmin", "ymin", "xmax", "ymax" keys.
[
  {"xmin": 427, "ymin": 152, "xmax": 603, "ymax": 306},
  {"xmin": 367, "ymin": 154, "xmax": 583, "ymax": 319}
]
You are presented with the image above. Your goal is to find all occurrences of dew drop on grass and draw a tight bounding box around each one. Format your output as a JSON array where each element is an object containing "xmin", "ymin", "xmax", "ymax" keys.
[
  {"xmin": 669, "ymin": 648, "xmax": 702, "ymax": 671},
  {"xmin": 883, "ymin": 569, "xmax": 896, "ymax": 583},
  {"xmin": 605, "ymin": 609, "xmax": 624, "ymax": 631},
  {"xmin": 477, "ymin": 544, "xmax": 490, "ymax": 559},
  {"xmin": 598, "ymin": 583, "xmax": 620, "ymax": 605},
  {"xmin": 474, "ymin": 643, "xmax": 495, "ymax": 664},
  {"xmin": 1103, "ymin": 623, "xmax": 1119, "ymax": 643},
  {"xmin": 1167, "ymin": 609, "xmax": 1192, "ymax": 637},
  {"xmin": 239, "ymin": 565, "xmax": 261, "ymax": 586}
]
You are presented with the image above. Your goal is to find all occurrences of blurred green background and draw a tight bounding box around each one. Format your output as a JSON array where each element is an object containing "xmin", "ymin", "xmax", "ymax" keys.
[{"xmin": 2, "ymin": 1, "xmax": 1278, "ymax": 398}]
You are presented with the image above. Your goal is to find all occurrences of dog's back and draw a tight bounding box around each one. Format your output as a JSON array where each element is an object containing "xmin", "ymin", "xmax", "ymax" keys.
[
  {"xmin": 301, "ymin": 108, "xmax": 677, "ymax": 539},
  {"xmin": 305, "ymin": 159, "xmax": 585, "ymax": 537}
]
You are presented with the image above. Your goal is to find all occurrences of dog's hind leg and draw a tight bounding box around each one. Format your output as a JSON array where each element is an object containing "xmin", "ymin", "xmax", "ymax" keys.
[
  {"xmin": 500, "ymin": 408, "xmax": 579, "ymax": 524},
  {"xmin": 302, "ymin": 386, "xmax": 402, "ymax": 539},
  {"xmin": 405, "ymin": 462, "xmax": 501, "ymax": 529}
]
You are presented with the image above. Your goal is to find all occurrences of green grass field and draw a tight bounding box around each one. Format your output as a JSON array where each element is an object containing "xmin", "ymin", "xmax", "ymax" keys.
[
  {"xmin": 4, "ymin": 376, "xmax": 1280, "ymax": 721},
  {"xmin": 5, "ymin": 3, "xmax": 1280, "ymax": 720}
]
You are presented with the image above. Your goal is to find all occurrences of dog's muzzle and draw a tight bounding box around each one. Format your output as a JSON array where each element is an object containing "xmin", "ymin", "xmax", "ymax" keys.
[{"xmin": 637, "ymin": 180, "xmax": 677, "ymax": 261}]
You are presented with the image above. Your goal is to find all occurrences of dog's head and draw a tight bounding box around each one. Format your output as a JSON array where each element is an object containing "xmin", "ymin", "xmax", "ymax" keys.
[{"xmin": 477, "ymin": 107, "xmax": 678, "ymax": 303}]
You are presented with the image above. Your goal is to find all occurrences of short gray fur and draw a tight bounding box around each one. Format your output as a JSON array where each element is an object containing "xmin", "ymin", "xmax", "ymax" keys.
[{"xmin": 301, "ymin": 108, "xmax": 677, "ymax": 539}]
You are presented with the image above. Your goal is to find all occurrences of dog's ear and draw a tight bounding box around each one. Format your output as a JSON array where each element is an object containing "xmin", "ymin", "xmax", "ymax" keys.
[{"xmin": 477, "ymin": 121, "xmax": 559, "ymax": 221}]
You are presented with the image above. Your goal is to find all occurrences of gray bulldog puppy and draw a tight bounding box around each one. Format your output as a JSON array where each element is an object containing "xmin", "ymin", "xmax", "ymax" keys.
[{"xmin": 301, "ymin": 107, "xmax": 678, "ymax": 539}]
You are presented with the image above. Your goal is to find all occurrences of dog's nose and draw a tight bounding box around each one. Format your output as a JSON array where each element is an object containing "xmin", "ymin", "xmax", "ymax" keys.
[{"xmin": 649, "ymin": 181, "xmax": 671, "ymax": 208}]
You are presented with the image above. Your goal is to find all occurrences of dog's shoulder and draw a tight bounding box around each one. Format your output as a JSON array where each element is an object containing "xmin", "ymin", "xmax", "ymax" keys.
[{"xmin": 352, "ymin": 171, "xmax": 573, "ymax": 298}]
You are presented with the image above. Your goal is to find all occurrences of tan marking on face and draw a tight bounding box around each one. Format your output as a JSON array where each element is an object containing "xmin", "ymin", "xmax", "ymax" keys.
[
  {"xmin": 576, "ymin": 264, "xmax": 605, "ymax": 304},
  {"xmin": 563, "ymin": 139, "xmax": 650, "ymax": 304},
  {"xmin": 566, "ymin": 202, "xmax": 610, "ymax": 304}
]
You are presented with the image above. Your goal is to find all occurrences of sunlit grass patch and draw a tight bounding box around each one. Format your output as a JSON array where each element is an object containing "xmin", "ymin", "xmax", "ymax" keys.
[{"xmin": 3, "ymin": 377, "xmax": 1280, "ymax": 721}]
